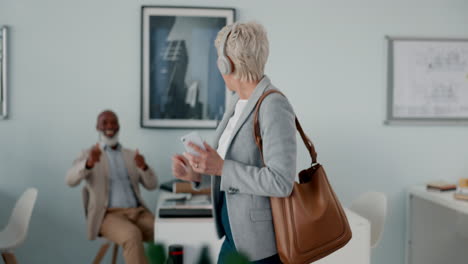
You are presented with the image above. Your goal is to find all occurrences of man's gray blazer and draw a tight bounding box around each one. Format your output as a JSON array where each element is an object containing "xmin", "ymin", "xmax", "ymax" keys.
[{"xmin": 195, "ymin": 76, "xmax": 297, "ymax": 261}]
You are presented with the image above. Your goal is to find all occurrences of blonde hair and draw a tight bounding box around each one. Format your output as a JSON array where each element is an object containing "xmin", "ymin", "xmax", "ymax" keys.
[{"xmin": 215, "ymin": 21, "xmax": 269, "ymax": 82}]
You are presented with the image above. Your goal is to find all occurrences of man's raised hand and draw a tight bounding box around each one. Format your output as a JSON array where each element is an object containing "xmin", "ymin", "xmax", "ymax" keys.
[
  {"xmin": 86, "ymin": 143, "xmax": 101, "ymax": 169},
  {"xmin": 135, "ymin": 149, "xmax": 148, "ymax": 170}
]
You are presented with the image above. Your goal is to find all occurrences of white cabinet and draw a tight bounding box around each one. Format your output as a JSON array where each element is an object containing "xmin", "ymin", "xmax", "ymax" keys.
[{"xmin": 406, "ymin": 186, "xmax": 468, "ymax": 264}]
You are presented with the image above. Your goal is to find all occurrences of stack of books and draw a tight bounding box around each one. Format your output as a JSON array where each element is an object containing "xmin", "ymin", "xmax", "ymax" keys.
[
  {"xmin": 158, "ymin": 179, "xmax": 213, "ymax": 218},
  {"xmin": 160, "ymin": 179, "xmax": 211, "ymax": 195},
  {"xmin": 426, "ymin": 181, "xmax": 457, "ymax": 192},
  {"xmin": 159, "ymin": 194, "xmax": 212, "ymax": 218},
  {"xmin": 454, "ymin": 188, "xmax": 468, "ymax": 201},
  {"xmin": 173, "ymin": 181, "xmax": 211, "ymax": 195}
]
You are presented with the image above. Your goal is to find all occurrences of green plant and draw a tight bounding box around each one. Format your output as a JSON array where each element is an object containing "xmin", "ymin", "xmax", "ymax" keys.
[
  {"xmin": 223, "ymin": 251, "xmax": 250, "ymax": 264},
  {"xmin": 145, "ymin": 242, "xmax": 167, "ymax": 264},
  {"xmin": 145, "ymin": 242, "xmax": 251, "ymax": 264},
  {"xmin": 196, "ymin": 245, "xmax": 212, "ymax": 264}
]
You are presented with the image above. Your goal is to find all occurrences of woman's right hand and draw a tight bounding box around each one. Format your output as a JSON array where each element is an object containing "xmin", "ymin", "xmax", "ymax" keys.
[{"xmin": 172, "ymin": 154, "xmax": 201, "ymax": 182}]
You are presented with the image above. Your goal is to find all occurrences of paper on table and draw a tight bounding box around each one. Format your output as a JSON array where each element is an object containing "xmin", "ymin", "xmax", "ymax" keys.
[{"xmin": 162, "ymin": 194, "xmax": 212, "ymax": 209}]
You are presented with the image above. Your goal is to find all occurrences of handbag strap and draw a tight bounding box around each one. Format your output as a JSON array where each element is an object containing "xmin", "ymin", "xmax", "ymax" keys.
[{"xmin": 253, "ymin": 89, "xmax": 318, "ymax": 165}]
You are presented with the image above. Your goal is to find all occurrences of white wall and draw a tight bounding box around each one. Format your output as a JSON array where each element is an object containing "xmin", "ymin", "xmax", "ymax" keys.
[{"xmin": 0, "ymin": 0, "xmax": 467, "ymax": 263}]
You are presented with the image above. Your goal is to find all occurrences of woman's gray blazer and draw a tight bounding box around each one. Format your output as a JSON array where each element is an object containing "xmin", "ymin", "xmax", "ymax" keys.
[{"xmin": 195, "ymin": 76, "xmax": 297, "ymax": 261}]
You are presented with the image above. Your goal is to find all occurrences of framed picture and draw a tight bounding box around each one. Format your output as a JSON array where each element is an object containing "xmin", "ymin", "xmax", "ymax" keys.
[
  {"xmin": 0, "ymin": 26, "xmax": 7, "ymax": 119},
  {"xmin": 386, "ymin": 36, "xmax": 468, "ymax": 125},
  {"xmin": 141, "ymin": 6, "xmax": 235, "ymax": 128}
]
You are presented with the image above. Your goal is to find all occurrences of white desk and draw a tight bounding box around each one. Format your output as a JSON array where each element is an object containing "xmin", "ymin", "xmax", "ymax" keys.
[
  {"xmin": 314, "ymin": 209, "xmax": 370, "ymax": 264},
  {"xmin": 154, "ymin": 191, "xmax": 222, "ymax": 262},
  {"xmin": 155, "ymin": 191, "xmax": 371, "ymax": 264},
  {"xmin": 406, "ymin": 186, "xmax": 468, "ymax": 264}
]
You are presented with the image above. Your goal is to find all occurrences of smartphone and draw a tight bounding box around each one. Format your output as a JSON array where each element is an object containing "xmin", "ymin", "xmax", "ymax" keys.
[{"xmin": 181, "ymin": 131, "xmax": 206, "ymax": 156}]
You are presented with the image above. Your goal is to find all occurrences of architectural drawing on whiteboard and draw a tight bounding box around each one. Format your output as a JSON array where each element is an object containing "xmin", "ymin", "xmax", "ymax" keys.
[
  {"xmin": 392, "ymin": 40, "xmax": 468, "ymax": 119},
  {"xmin": 416, "ymin": 47, "xmax": 468, "ymax": 72},
  {"xmin": 428, "ymin": 81, "xmax": 457, "ymax": 103},
  {"xmin": 395, "ymin": 80, "xmax": 468, "ymax": 117},
  {"xmin": 429, "ymin": 50, "xmax": 466, "ymax": 71}
]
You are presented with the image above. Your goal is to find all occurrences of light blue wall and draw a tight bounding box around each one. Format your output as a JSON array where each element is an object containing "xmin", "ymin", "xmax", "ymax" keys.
[{"xmin": 0, "ymin": 0, "xmax": 467, "ymax": 263}]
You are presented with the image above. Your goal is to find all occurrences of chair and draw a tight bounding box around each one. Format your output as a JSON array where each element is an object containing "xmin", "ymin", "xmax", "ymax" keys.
[
  {"xmin": 93, "ymin": 238, "xmax": 119, "ymax": 264},
  {"xmin": 0, "ymin": 188, "xmax": 38, "ymax": 264},
  {"xmin": 350, "ymin": 191, "xmax": 387, "ymax": 248},
  {"xmin": 82, "ymin": 187, "xmax": 119, "ymax": 264}
]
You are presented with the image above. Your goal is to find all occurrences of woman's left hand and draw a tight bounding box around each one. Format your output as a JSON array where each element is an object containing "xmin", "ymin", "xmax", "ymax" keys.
[{"xmin": 184, "ymin": 142, "xmax": 224, "ymax": 176}]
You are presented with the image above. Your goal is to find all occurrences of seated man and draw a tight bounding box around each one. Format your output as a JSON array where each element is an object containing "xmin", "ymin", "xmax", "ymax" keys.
[{"xmin": 66, "ymin": 110, "xmax": 158, "ymax": 264}]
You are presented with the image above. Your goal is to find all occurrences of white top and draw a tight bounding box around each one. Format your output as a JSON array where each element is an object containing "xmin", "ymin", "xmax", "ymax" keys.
[
  {"xmin": 408, "ymin": 185, "xmax": 468, "ymax": 215},
  {"xmin": 217, "ymin": 99, "xmax": 248, "ymax": 159}
]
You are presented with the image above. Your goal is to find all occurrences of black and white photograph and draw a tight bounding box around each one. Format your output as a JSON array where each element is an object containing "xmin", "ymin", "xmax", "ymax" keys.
[{"xmin": 141, "ymin": 6, "xmax": 235, "ymax": 128}]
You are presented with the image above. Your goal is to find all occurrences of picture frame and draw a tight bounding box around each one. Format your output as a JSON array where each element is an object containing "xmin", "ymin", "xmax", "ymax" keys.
[
  {"xmin": 386, "ymin": 36, "xmax": 468, "ymax": 125},
  {"xmin": 0, "ymin": 26, "xmax": 7, "ymax": 119},
  {"xmin": 141, "ymin": 6, "xmax": 236, "ymax": 128}
]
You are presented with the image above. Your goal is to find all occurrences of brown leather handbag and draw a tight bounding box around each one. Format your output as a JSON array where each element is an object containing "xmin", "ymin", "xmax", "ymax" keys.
[{"xmin": 253, "ymin": 90, "xmax": 352, "ymax": 264}]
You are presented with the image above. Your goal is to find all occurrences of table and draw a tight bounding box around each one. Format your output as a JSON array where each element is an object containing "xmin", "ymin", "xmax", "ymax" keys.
[
  {"xmin": 315, "ymin": 209, "xmax": 370, "ymax": 264},
  {"xmin": 154, "ymin": 191, "xmax": 222, "ymax": 262},
  {"xmin": 406, "ymin": 186, "xmax": 468, "ymax": 264},
  {"xmin": 154, "ymin": 191, "xmax": 371, "ymax": 263}
]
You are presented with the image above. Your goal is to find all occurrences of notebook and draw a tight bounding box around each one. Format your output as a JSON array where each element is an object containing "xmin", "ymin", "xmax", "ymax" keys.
[{"xmin": 426, "ymin": 181, "xmax": 457, "ymax": 191}]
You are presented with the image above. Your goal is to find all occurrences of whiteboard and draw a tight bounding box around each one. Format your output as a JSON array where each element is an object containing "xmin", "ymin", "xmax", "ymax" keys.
[{"xmin": 386, "ymin": 37, "xmax": 468, "ymax": 124}]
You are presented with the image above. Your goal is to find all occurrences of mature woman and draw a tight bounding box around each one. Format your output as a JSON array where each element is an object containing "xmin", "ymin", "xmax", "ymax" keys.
[{"xmin": 171, "ymin": 22, "xmax": 297, "ymax": 264}]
